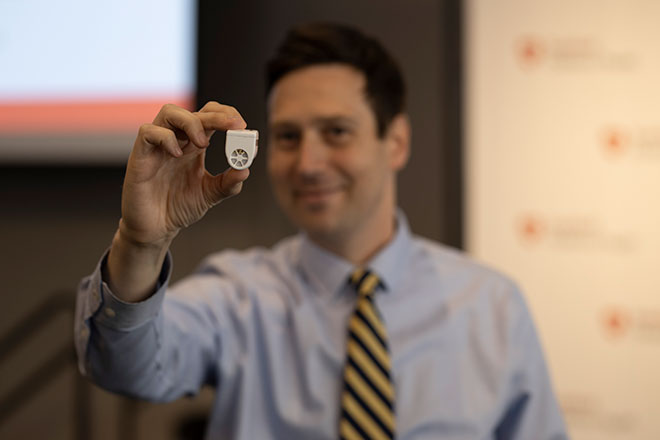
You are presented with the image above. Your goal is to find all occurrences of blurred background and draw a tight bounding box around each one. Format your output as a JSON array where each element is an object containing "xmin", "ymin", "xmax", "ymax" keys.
[
  {"xmin": 0, "ymin": 0, "xmax": 459, "ymax": 438},
  {"xmin": 0, "ymin": 0, "xmax": 657, "ymax": 439}
]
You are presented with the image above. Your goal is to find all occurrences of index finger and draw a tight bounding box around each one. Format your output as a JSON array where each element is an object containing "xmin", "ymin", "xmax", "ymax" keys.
[
  {"xmin": 196, "ymin": 101, "xmax": 247, "ymax": 136},
  {"xmin": 152, "ymin": 104, "xmax": 208, "ymax": 148}
]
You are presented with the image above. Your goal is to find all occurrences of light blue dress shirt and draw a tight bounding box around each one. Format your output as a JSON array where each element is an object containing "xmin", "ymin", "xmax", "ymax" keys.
[{"xmin": 75, "ymin": 214, "xmax": 569, "ymax": 439}]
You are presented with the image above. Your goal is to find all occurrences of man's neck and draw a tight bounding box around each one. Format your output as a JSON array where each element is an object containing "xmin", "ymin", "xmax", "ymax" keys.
[{"xmin": 308, "ymin": 211, "xmax": 397, "ymax": 266}]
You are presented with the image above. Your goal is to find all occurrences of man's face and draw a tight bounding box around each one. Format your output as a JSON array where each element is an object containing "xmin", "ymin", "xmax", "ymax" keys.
[{"xmin": 267, "ymin": 64, "xmax": 407, "ymax": 241}]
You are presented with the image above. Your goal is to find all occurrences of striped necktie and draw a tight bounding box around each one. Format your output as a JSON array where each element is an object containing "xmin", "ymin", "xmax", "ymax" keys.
[{"xmin": 339, "ymin": 268, "xmax": 396, "ymax": 440}]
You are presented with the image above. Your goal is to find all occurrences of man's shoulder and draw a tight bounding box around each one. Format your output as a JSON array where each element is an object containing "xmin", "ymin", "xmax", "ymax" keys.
[
  {"xmin": 409, "ymin": 235, "xmax": 523, "ymax": 300},
  {"xmin": 408, "ymin": 235, "xmax": 534, "ymax": 334}
]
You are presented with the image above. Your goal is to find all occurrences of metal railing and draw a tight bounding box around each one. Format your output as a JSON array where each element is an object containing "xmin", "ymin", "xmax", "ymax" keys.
[
  {"xmin": 0, "ymin": 292, "xmax": 91, "ymax": 438},
  {"xmin": 0, "ymin": 292, "xmax": 208, "ymax": 440}
]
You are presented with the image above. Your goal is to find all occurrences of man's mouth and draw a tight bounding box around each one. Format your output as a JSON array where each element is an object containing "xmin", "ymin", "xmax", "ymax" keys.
[{"xmin": 293, "ymin": 187, "xmax": 342, "ymax": 204}]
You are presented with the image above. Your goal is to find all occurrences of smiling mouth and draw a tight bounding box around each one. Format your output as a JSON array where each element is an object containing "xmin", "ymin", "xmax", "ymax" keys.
[{"xmin": 293, "ymin": 187, "xmax": 342, "ymax": 204}]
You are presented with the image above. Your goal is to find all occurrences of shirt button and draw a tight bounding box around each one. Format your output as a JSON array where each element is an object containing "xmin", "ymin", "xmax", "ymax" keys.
[
  {"xmin": 104, "ymin": 307, "xmax": 116, "ymax": 318},
  {"xmin": 80, "ymin": 327, "xmax": 89, "ymax": 339}
]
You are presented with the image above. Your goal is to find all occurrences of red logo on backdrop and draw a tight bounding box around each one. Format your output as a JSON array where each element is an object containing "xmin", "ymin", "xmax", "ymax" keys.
[
  {"xmin": 518, "ymin": 215, "xmax": 546, "ymax": 243},
  {"xmin": 601, "ymin": 127, "xmax": 629, "ymax": 157},
  {"xmin": 601, "ymin": 307, "xmax": 631, "ymax": 339},
  {"xmin": 517, "ymin": 36, "xmax": 546, "ymax": 68}
]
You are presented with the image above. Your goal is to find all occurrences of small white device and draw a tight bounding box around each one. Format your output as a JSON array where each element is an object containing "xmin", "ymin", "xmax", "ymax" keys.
[{"xmin": 225, "ymin": 129, "xmax": 259, "ymax": 170}]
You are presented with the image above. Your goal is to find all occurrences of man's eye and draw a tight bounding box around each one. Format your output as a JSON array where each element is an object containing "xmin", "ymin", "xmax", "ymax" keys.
[
  {"xmin": 324, "ymin": 126, "xmax": 351, "ymax": 142},
  {"xmin": 277, "ymin": 131, "xmax": 298, "ymax": 140},
  {"xmin": 273, "ymin": 131, "xmax": 300, "ymax": 148}
]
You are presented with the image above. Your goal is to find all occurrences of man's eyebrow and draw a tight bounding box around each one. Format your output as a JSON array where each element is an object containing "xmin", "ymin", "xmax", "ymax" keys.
[
  {"xmin": 270, "ymin": 116, "xmax": 358, "ymax": 128},
  {"xmin": 269, "ymin": 121, "xmax": 299, "ymax": 131},
  {"xmin": 315, "ymin": 116, "xmax": 358, "ymax": 126}
]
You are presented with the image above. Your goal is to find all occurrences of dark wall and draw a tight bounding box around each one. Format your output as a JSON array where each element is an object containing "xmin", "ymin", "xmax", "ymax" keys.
[{"xmin": 0, "ymin": 1, "xmax": 461, "ymax": 438}]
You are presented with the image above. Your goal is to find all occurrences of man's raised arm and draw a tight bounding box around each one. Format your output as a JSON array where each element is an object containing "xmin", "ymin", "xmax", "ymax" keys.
[{"xmin": 106, "ymin": 102, "xmax": 250, "ymax": 303}]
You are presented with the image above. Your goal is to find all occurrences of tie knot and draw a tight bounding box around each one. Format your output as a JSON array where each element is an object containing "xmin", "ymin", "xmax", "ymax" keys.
[{"xmin": 348, "ymin": 268, "xmax": 381, "ymax": 297}]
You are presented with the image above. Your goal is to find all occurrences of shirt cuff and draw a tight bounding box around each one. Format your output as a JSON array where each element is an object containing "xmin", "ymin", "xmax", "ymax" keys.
[{"xmin": 94, "ymin": 250, "xmax": 172, "ymax": 331}]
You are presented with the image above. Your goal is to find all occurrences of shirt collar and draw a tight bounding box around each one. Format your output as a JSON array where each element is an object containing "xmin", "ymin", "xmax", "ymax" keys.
[{"xmin": 297, "ymin": 210, "xmax": 412, "ymax": 298}]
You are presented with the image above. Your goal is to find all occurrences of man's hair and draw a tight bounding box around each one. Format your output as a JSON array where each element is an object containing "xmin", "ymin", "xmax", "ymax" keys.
[{"xmin": 266, "ymin": 22, "xmax": 406, "ymax": 137}]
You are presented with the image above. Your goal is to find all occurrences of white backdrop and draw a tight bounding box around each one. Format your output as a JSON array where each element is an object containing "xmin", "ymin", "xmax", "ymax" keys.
[{"xmin": 464, "ymin": 1, "xmax": 660, "ymax": 439}]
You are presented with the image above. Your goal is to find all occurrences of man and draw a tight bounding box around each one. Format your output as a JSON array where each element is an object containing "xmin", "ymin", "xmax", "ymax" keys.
[{"xmin": 75, "ymin": 23, "xmax": 568, "ymax": 439}]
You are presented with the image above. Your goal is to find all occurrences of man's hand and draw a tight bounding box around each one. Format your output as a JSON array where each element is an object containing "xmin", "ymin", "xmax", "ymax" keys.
[
  {"xmin": 119, "ymin": 101, "xmax": 250, "ymax": 246},
  {"xmin": 106, "ymin": 102, "xmax": 250, "ymax": 302}
]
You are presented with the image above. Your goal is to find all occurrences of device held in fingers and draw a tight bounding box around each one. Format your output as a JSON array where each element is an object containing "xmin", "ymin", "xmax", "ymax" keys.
[{"xmin": 225, "ymin": 129, "xmax": 259, "ymax": 170}]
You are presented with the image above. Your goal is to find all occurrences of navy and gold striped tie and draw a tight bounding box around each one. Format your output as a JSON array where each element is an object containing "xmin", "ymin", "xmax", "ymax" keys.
[{"xmin": 339, "ymin": 268, "xmax": 395, "ymax": 440}]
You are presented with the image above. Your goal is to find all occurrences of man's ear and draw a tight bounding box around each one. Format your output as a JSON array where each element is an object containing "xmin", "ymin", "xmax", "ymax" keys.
[{"xmin": 385, "ymin": 113, "xmax": 411, "ymax": 171}]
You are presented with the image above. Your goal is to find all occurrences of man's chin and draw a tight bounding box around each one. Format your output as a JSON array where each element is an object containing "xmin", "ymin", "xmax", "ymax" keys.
[{"xmin": 291, "ymin": 209, "xmax": 342, "ymax": 237}]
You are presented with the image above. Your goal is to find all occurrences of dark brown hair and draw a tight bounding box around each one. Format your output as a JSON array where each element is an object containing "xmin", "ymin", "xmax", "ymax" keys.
[{"xmin": 266, "ymin": 22, "xmax": 406, "ymax": 137}]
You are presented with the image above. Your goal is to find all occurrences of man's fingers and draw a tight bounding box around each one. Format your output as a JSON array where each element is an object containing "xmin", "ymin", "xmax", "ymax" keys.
[
  {"xmin": 137, "ymin": 124, "xmax": 184, "ymax": 157},
  {"xmin": 196, "ymin": 101, "xmax": 247, "ymax": 136},
  {"xmin": 199, "ymin": 101, "xmax": 241, "ymax": 117},
  {"xmin": 204, "ymin": 168, "xmax": 250, "ymax": 206},
  {"xmin": 152, "ymin": 104, "xmax": 208, "ymax": 148},
  {"xmin": 196, "ymin": 112, "xmax": 247, "ymax": 136},
  {"xmin": 136, "ymin": 102, "xmax": 247, "ymax": 159}
]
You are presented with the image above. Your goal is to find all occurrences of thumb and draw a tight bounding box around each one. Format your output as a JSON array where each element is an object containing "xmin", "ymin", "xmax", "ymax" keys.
[{"xmin": 204, "ymin": 168, "xmax": 250, "ymax": 206}]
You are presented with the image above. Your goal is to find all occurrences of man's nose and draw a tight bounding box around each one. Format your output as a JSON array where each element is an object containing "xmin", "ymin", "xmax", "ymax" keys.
[{"xmin": 295, "ymin": 132, "xmax": 326, "ymax": 176}]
